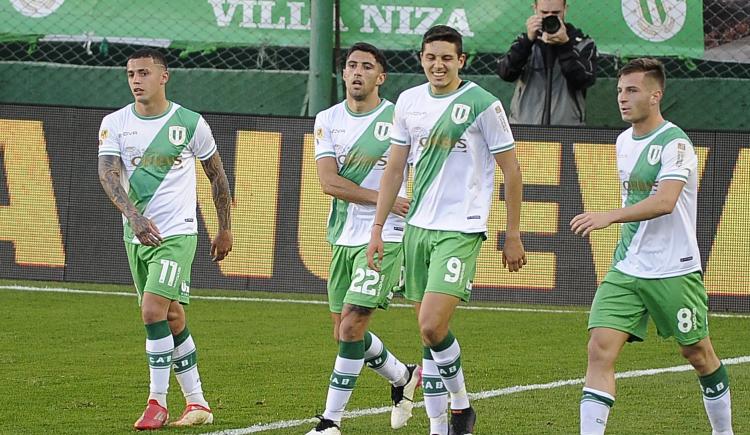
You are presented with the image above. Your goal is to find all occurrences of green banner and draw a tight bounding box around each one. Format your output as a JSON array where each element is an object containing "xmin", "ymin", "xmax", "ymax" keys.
[{"xmin": 0, "ymin": 0, "xmax": 703, "ymax": 56}]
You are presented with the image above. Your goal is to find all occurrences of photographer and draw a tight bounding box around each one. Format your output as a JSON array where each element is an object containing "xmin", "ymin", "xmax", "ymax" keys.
[{"xmin": 497, "ymin": 0, "xmax": 597, "ymax": 125}]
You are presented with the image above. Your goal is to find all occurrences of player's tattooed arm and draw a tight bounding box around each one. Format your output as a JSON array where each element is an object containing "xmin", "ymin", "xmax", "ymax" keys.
[
  {"xmin": 98, "ymin": 155, "xmax": 139, "ymax": 220},
  {"xmin": 201, "ymin": 151, "xmax": 233, "ymax": 261},
  {"xmin": 98, "ymin": 155, "xmax": 162, "ymax": 246},
  {"xmin": 201, "ymin": 152, "xmax": 232, "ymax": 231}
]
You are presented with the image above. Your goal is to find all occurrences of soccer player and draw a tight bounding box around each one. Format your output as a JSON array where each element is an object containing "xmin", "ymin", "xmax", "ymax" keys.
[
  {"xmin": 368, "ymin": 26, "xmax": 526, "ymax": 435},
  {"xmin": 305, "ymin": 42, "xmax": 421, "ymax": 435},
  {"xmin": 97, "ymin": 48, "xmax": 233, "ymax": 430},
  {"xmin": 571, "ymin": 58, "xmax": 733, "ymax": 435}
]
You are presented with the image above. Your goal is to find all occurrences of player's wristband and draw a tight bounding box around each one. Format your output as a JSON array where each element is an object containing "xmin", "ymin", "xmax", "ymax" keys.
[{"xmin": 373, "ymin": 223, "xmax": 384, "ymax": 227}]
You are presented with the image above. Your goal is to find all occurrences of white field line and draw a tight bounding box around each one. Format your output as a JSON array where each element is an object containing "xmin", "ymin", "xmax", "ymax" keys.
[
  {"xmin": 0, "ymin": 285, "xmax": 586, "ymax": 314},
  {"xmin": 3, "ymin": 284, "xmax": 748, "ymax": 318},
  {"xmin": 203, "ymin": 355, "xmax": 750, "ymax": 434}
]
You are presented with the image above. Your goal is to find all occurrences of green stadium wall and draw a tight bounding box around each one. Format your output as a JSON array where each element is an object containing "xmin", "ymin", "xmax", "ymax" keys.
[{"xmin": 2, "ymin": 61, "xmax": 748, "ymax": 130}]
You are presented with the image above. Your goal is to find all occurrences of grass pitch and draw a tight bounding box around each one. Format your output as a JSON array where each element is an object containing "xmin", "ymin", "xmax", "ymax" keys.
[{"xmin": 1, "ymin": 279, "xmax": 748, "ymax": 434}]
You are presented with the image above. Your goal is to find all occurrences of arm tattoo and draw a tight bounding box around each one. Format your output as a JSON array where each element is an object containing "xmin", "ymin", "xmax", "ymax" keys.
[
  {"xmin": 98, "ymin": 155, "xmax": 138, "ymax": 219},
  {"xmin": 201, "ymin": 152, "xmax": 232, "ymax": 231}
]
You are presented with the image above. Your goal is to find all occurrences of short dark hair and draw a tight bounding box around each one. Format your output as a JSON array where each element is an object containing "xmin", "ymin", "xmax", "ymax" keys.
[
  {"xmin": 618, "ymin": 57, "xmax": 666, "ymax": 90},
  {"xmin": 421, "ymin": 25, "xmax": 463, "ymax": 56},
  {"xmin": 128, "ymin": 48, "xmax": 168, "ymax": 70},
  {"xmin": 345, "ymin": 42, "xmax": 387, "ymax": 73}
]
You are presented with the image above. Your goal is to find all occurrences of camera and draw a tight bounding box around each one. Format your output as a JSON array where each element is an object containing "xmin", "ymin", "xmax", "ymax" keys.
[{"xmin": 541, "ymin": 15, "xmax": 561, "ymax": 34}]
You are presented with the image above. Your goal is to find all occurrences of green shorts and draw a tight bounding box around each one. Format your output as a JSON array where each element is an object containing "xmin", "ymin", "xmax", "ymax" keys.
[
  {"xmin": 125, "ymin": 235, "xmax": 197, "ymax": 306},
  {"xmin": 402, "ymin": 225, "xmax": 483, "ymax": 303},
  {"xmin": 588, "ymin": 269, "xmax": 709, "ymax": 345},
  {"xmin": 327, "ymin": 242, "xmax": 404, "ymax": 313}
]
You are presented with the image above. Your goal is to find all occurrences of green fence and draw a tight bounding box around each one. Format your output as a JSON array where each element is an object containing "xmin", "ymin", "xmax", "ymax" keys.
[{"xmin": 1, "ymin": 0, "xmax": 749, "ymax": 128}]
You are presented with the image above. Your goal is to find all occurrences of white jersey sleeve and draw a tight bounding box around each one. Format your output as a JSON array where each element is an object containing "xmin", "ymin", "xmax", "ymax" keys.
[
  {"xmin": 313, "ymin": 111, "xmax": 337, "ymax": 160},
  {"xmin": 658, "ymin": 138, "xmax": 697, "ymax": 183},
  {"xmin": 477, "ymin": 101, "xmax": 515, "ymax": 154},
  {"xmin": 390, "ymin": 96, "xmax": 410, "ymax": 147},
  {"xmin": 98, "ymin": 114, "xmax": 122, "ymax": 157},
  {"xmin": 189, "ymin": 116, "xmax": 217, "ymax": 161}
]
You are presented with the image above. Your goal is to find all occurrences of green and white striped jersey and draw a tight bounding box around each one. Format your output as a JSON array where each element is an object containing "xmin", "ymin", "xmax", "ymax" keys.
[
  {"xmin": 98, "ymin": 102, "xmax": 217, "ymax": 244},
  {"xmin": 612, "ymin": 121, "xmax": 701, "ymax": 278},
  {"xmin": 391, "ymin": 81, "xmax": 514, "ymax": 233},
  {"xmin": 314, "ymin": 99, "xmax": 407, "ymax": 246}
]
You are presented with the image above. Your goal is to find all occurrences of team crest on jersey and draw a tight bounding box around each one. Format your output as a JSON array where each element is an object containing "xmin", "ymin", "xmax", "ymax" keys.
[
  {"xmin": 373, "ymin": 122, "xmax": 392, "ymax": 141},
  {"xmin": 451, "ymin": 104, "xmax": 471, "ymax": 124},
  {"xmin": 168, "ymin": 126, "xmax": 187, "ymax": 146},
  {"xmin": 647, "ymin": 144, "xmax": 663, "ymax": 165}
]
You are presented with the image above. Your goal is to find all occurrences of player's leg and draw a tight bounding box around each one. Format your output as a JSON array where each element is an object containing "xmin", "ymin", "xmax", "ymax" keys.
[
  {"xmin": 145, "ymin": 236, "xmax": 212, "ymax": 426},
  {"xmin": 327, "ymin": 245, "xmax": 353, "ymax": 342},
  {"xmin": 581, "ymin": 328, "xmax": 627, "ymax": 435},
  {"xmin": 306, "ymin": 246, "xmax": 357, "ymax": 434},
  {"xmin": 643, "ymin": 272, "xmax": 733, "ymax": 434},
  {"xmin": 169, "ymin": 311, "xmax": 214, "ymax": 426},
  {"xmin": 126, "ymin": 241, "xmax": 171, "ymax": 430},
  {"xmin": 354, "ymin": 243, "xmax": 420, "ymax": 429},
  {"xmin": 404, "ymin": 226, "xmax": 449, "ymax": 435},
  {"xmin": 314, "ymin": 303, "xmax": 372, "ymax": 433},
  {"xmin": 582, "ymin": 270, "xmax": 648, "ymax": 435},
  {"xmin": 682, "ymin": 338, "xmax": 733, "ymax": 435},
  {"xmin": 420, "ymin": 230, "xmax": 482, "ymax": 435},
  {"xmin": 420, "ymin": 292, "xmax": 473, "ymax": 434}
]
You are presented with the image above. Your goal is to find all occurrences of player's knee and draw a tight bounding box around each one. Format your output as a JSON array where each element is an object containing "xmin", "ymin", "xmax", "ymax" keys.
[
  {"xmin": 419, "ymin": 322, "xmax": 446, "ymax": 347},
  {"xmin": 338, "ymin": 307, "xmax": 371, "ymax": 341},
  {"xmin": 168, "ymin": 317, "xmax": 185, "ymax": 335},
  {"xmin": 587, "ymin": 335, "xmax": 618, "ymax": 367},
  {"xmin": 680, "ymin": 343, "xmax": 712, "ymax": 370},
  {"xmin": 338, "ymin": 319, "xmax": 359, "ymax": 341},
  {"xmin": 141, "ymin": 305, "xmax": 167, "ymax": 324}
]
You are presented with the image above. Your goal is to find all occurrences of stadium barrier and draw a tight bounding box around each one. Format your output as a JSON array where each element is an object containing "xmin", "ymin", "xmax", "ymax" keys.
[
  {"xmin": 0, "ymin": 103, "xmax": 747, "ymax": 311},
  {"xmin": 1, "ymin": 63, "xmax": 749, "ymax": 131},
  {"xmin": 1, "ymin": 1, "xmax": 750, "ymax": 129}
]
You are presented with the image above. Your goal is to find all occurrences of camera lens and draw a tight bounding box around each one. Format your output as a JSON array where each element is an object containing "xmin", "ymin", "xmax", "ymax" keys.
[{"xmin": 542, "ymin": 15, "xmax": 561, "ymax": 34}]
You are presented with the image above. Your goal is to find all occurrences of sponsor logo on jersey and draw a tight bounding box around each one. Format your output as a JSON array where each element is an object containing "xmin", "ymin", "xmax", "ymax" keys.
[
  {"xmin": 98, "ymin": 129, "xmax": 109, "ymax": 147},
  {"xmin": 373, "ymin": 122, "xmax": 392, "ymax": 142},
  {"xmin": 676, "ymin": 142, "xmax": 686, "ymax": 167},
  {"xmin": 495, "ymin": 103, "xmax": 510, "ymax": 132},
  {"xmin": 406, "ymin": 111, "xmax": 427, "ymax": 117},
  {"xmin": 315, "ymin": 127, "xmax": 324, "ymax": 140},
  {"xmin": 417, "ymin": 136, "xmax": 467, "ymax": 152},
  {"xmin": 168, "ymin": 126, "xmax": 187, "ymax": 146},
  {"xmin": 647, "ymin": 144, "xmax": 663, "ymax": 165},
  {"xmin": 131, "ymin": 154, "xmax": 183, "ymax": 168},
  {"xmin": 451, "ymin": 104, "xmax": 471, "ymax": 124},
  {"xmin": 622, "ymin": 179, "xmax": 657, "ymax": 193}
]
